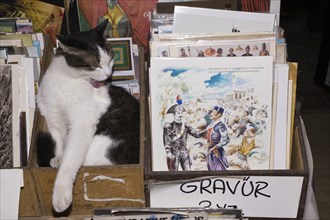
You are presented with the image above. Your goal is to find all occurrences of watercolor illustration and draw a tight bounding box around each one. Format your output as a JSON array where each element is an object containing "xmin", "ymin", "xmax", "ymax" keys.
[{"xmin": 149, "ymin": 56, "xmax": 273, "ymax": 171}]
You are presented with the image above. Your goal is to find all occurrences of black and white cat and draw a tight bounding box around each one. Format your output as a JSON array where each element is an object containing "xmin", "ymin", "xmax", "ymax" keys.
[{"xmin": 36, "ymin": 21, "xmax": 140, "ymax": 213}]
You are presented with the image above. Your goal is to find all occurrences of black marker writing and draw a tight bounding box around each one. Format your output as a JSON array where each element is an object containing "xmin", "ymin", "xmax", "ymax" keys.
[{"xmin": 180, "ymin": 176, "xmax": 271, "ymax": 198}]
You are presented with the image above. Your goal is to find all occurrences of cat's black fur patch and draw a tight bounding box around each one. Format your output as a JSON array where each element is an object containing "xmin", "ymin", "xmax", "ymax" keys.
[
  {"xmin": 36, "ymin": 132, "xmax": 55, "ymax": 167},
  {"xmin": 96, "ymin": 85, "xmax": 140, "ymax": 164}
]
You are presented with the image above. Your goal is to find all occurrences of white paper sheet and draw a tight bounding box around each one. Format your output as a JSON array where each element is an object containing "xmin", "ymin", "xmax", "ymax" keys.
[
  {"xmin": 0, "ymin": 169, "xmax": 23, "ymax": 220},
  {"xmin": 173, "ymin": 6, "xmax": 276, "ymax": 34}
]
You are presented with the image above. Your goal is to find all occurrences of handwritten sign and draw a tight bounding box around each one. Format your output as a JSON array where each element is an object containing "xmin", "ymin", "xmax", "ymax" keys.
[{"xmin": 149, "ymin": 176, "xmax": 304, "ymax": 218}]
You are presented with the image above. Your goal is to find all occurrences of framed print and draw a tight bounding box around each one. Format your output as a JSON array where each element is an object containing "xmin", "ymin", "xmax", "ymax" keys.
[{"xmin": 106, "ymin": 37, "xmax": 135, "ymax": 78}]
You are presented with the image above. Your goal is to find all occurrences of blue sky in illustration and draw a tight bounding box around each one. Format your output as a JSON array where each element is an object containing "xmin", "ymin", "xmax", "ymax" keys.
[
  {"xmin": 163, "ymin": 67, "xmax": 189, "ymax": 77},
  {"xmin": 162, "ymin": 67, "xmax": 251, "ymax": 90},
  {"xmin": 205, "ymin": 72, "xmax": 232, "ymax": 88},
  {"xmin": 205, "ymin": 72, "xmax": 251, "ymax": 88}
]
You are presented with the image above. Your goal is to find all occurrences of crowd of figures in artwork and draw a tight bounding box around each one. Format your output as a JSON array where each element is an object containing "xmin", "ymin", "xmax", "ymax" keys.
[{"xmin": 161, "ymin": 93, "xmax": 270, "ymax": 171}]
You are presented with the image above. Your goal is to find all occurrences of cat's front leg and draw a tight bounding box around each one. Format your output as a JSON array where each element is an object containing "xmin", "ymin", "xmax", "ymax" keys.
[
  {"xmin": 52, "ymin": 171, "xmax": 73, "ymax": 212},
  {"xmin": 52, "ymin": 124, "xmax": 94, "ymax": 212},
  {"xmin": 50, "ymin": 157, "xmax": 62, "ymax": 169}
]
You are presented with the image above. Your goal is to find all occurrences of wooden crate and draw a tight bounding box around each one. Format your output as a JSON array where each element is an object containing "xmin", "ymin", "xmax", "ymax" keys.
[
  {"xmin": 19, "ymin": 37, "xmax": 147, "ymax": 217},
  {"xmin": 144, "ymin": 115, "xmax": 309, "ymax": 219}
]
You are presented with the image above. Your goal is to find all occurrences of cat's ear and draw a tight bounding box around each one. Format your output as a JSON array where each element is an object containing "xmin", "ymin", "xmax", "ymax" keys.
[
  {"xmin": 56, "ymin": 35, "xmax": 83, "ymax": 55},
  {"xmin": 57, "ymin": 35, "xmax": 72, "ymax": 51},
  {"xmin": 56, "ymin": 35, "xmax": 69, "ymax": 47},
  {"xmin": 93, "ymin": 20, "xmax": 108, "ymax": 36}
]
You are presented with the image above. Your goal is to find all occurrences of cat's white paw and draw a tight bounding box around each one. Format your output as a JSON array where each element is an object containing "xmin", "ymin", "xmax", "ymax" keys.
[
  {"xmin": 50, "ymin": 157, "xmax": 62, "ymax": 168},
  {"xmin": 52, "ymin": 181, "xmax": 73, "ymax": 213}
]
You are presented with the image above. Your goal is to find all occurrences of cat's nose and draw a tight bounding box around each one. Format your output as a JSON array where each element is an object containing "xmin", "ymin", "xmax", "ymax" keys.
[
  {"xmin": 105, "ymin": 71, "xmax": 112, "ymax": 77},
  {"xmin": 104, "ymin": 68, "xmax": 112, "ymax": 77}
]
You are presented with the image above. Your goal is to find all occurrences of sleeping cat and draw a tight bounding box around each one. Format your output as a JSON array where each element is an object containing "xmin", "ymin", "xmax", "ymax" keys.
[{"xmin": 36, "ymin": 20, "xmax": 140, "ymax": 213}]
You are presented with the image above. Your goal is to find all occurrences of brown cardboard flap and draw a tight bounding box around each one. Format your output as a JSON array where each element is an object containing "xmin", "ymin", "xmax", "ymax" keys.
[{"xmin": 33, "ymin": 166, "xmax": 145, "ymax": 216}]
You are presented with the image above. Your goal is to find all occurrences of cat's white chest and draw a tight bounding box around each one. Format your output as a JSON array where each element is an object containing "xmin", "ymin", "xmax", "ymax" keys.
[
  {"xmin": 92, "ymin": 86, "xmax": 111, "ymax": 107},
  {"xmin": 37, "ymin": 57, "xmax": 111, "ymax": 123},
  {"xmin": 63, "ymin": 81, "xmax": 111, "ymax": 117}
]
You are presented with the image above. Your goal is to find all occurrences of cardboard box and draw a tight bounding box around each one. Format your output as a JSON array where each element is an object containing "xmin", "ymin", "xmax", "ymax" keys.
[{"xmin": 19, "ymin": 37, "xmax": 147, "ymax": 217}]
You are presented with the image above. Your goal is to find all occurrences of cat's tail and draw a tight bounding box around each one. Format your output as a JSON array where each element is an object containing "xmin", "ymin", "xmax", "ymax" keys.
[{"xmin": 36, "ymin": 131, "xmax": 55, "ymax": 167}]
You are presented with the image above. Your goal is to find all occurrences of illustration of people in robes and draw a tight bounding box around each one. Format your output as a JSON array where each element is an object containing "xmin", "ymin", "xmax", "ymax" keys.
[
  {"xmin": 203, "ymin": 106, "xmax": 230, "ymax": 171},
  {"xmin": 163, "ymin": 100, "xmax": 202, "ymax": 171},
  {"xmin": 228, "ymin": 125, "xmax": 260, "ymax": 170}
]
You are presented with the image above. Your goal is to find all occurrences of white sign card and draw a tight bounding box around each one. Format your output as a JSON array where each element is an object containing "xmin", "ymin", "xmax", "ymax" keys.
[
  {"xmin": 173, "ymin": 6, "xmax": 276, "ymax": 34},
  {"xmin": 149, "ymin": 175, "xmax": 304, "ymax": 218}
]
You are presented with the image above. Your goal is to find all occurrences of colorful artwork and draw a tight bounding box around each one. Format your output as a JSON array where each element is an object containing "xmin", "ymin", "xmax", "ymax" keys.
[
  {"xmin": 106, "ymin": 37, "xmax": 135, "ymax": 77},
  {"xmin": 74, "ymin": 0, "xmax": 157, "ymax": 52},
  {"xmin": 0, "ymin": 0, "xmax": 64, "ymax": 46},
  {"xmin": 170, "ymin": 41, "xmax": 273, "ymax": 58},
  {"xmin": 106, "ymin": 38, "xmax": 132, "ymax": 70},
  {"xmin": 149, "ymin": 56, "xmax": 273, "ymax": 171}
]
